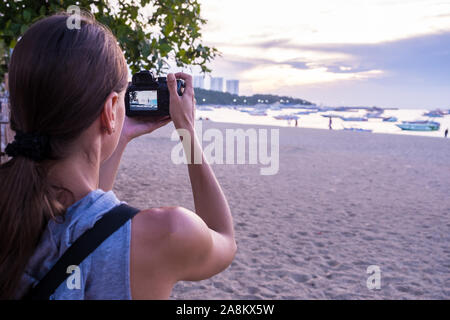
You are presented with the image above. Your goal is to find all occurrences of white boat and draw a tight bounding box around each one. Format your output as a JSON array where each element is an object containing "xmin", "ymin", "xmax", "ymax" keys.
[
  {"xmin": 382, "ymin": 116, "xmax": 397, "ymax": 122},
  {"xmin": 273, "ymin": 114, "xmax": 298, "ymax": 120},
  {"xmin": 249, "ymin": 109, "xmax": 267, "ymax": 116},
  {"xmin": 343, "ymin": 127, "xmax": 372, "ymax": 133},
  {"xmin": 423, "ymin": 110, "xmax": 445, "ymax": 117},
  {"xmin": 366, "ymin": 112, "xmax": 384, "ymax": 119},
  {"xmin": 339, "ymin": 116, "xmax": 368, "ymax": 122},
  {"xmin": 396, "ymin": 121, "xmax": 440, "ymax": 131},
  {"xmin": 198, "ymin": 106, "xmax": 214, "ymax": 111}
]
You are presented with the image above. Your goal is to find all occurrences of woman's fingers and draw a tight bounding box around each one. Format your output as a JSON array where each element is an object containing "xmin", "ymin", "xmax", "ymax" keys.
[
  {"xmin": 174, "ymin": 72, "xmax": 193, "ymax": 90},
  {"xmin": 174, "ymin": 72, "xmax": 194, "ymax": 99},
  {"xmin": 167, "ymin": 73, "xmax": 180, "ymax": 103}
]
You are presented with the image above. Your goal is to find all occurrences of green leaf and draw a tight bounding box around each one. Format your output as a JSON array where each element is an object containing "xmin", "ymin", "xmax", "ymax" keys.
[
  {"xmin": 159, "ymin": 40, "xmax": 172, "ymax": 57},
  {"xmin": 20, "ymin": 25, "xmax": 28, "ymax": 35},
  {"xmin": 165, "ymin": 17, "xmax": 174, "ymax": 35},
  {"xmin": 141, "ymin": 42, "xmax": 151, "ymax": 58},
  {"xmin": 23, "ymin": 9, "xmax": 32, "ymax": 23}
]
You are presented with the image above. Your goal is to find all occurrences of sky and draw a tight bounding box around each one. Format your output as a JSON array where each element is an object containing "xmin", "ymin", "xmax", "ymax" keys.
[{"xmin": 193, "ymin": 0, "xmax": 450, "ymax": 108}]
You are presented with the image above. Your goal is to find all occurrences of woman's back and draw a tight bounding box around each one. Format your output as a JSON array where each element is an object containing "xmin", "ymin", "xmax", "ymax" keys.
[{"xmin": 17, "ymin": 190, "xmax": 131, "ymax": 299}]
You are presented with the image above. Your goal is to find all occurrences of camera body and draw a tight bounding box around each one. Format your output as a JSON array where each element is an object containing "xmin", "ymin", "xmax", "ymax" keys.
[{"xmin": 125, "ymin": 70, "xmax": 184, "ymax": 117}]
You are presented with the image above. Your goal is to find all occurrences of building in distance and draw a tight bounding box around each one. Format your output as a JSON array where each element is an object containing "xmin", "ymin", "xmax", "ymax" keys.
[
  {"xmin": 226, "ymin": 80, "xmax": 239, "ymax": 95},
  {"xmin": 210, "ymin": 77, "xmax": 224, "ymax": 92},
  {"xmin": 193, "ymin": 76, "xmax": 205, "ymax": 89}
]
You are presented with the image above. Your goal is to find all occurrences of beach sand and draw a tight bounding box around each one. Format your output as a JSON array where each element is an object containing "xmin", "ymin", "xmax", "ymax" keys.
[{"xmin": 114, "ymin": 121, "xmax": 450, "ymax": 299}]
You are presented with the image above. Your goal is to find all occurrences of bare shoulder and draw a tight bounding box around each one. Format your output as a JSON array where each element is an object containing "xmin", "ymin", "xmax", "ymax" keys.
[
  {"xmin": 131, "ymin": 207, "xmax": 173, "ymax": 245},
  {"xmin": 130, "ymin": 207, "xmax": 212, "ymax": 297},
  {"xmin": 130, "ymin": 206, "xmax": 235, "ymax": 298},
  {"xmin": 131, "ymin": 206, "xmax": 210, "ymax": 248},
  {"xmin": 129, "ymin": 206, "xmax": 204, "ymax": 299}
]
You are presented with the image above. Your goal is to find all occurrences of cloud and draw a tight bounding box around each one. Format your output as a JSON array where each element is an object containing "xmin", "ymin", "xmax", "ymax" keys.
[
  {"xmin": 286, "ymin": 32, "xmax": 450, "ymax": 85},
  {"xmin": 211, "ymin": 31, "xmax": 450, "ymax": 84},
  {"xmin": 210, "ymin": 55, "xmax": 311, "ymax": 76},
  {"xmin": 252, "ymin": 39, "xmax": 292, "ymax": 49}
]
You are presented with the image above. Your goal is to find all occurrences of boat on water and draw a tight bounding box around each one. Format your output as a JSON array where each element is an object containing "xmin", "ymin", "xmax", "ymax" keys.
[
  {"xmin": 423, "ymin": 110, "xmax": 445, "ymax": 117},
  {"xmin": 295, "ymin": 111, "xmax": 311, "ymax": 115},
  {"xmin": 273, "ymin": 114, "xmax": 298, "ymax": 120},
  {"xmin": 396, "ymin": 121, "xmax": 440, "ymax": 131},
  {"xmin": 249, "ymin": 109, "xmax": 267, "ymax": 116},
  {"xmin": 198, "ymin": 106, "xmax": 214, "ymax": 111},
  {"xmin": 321, "ymin": 114, "xmax": 342, "ymax": 118},
  {"xmin": 382, "ymin": 116, "xmax": 398, "ymax": 122},
  {"xmin": 333, "ymin": 107, "xmax": 358, "ymax": 112},
  {"xmin": 366, "ymin": 112, "xmax": 384, "ymax": 119},
  {"xmin": 339, "ymin": 116, "xmax": 368, "ymax": 121},
  {"xmin": 343, "ymin": 127, "xmax": 372, "ymax": 132}
]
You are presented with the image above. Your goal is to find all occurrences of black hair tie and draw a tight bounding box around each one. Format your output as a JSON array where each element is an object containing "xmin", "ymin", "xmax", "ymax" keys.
[{"xmin": 5, "ymin": 130, "xmax": 50, "ymax": 162}]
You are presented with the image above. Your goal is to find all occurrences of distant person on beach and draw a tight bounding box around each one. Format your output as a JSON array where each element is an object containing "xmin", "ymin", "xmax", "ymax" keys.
[
  {"xmin": 329, "ymin": 117, "xmax": 333, "ymax": 130},
  {"xmin": 295, "ymin": 119, "xmax": 298, "ymax": 127},
  {"xmin": 445, "ymin": 128, "xmax": 448, "ymax": 138},
  {"xmin": 0, "ymin": 13, "xmax": 236, "ymax": 300}
]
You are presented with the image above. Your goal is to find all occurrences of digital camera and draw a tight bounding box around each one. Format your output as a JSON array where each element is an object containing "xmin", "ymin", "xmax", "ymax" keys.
[{"xmin": 125, "ymin": 70, "xmax": 184, "ymax": 117}]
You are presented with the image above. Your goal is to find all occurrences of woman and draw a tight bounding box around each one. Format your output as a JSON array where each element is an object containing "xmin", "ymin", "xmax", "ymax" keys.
[{"xmin": 0, "ymin": 12, "xmax": 236, "ymax": 299}]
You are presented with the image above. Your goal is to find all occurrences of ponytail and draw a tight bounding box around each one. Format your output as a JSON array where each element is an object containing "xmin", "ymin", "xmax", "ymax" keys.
[{"xmin": 0, "ymin": 157, "xmax": 65, "ymax": 299}]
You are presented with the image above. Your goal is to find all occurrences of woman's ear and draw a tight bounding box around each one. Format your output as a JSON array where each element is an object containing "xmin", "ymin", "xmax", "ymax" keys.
[{"xmin": 100, "ymin": 92, "xmax": 119, "ymax": 134}]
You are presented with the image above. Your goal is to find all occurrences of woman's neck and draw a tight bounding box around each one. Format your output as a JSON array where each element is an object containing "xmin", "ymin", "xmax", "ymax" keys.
[{"xmin": 47, "ymin": 148, "xmax": 102, "ymax": 208}]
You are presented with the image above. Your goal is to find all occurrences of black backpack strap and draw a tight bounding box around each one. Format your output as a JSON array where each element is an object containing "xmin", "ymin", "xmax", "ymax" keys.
[{"xmin": 23, "ymin": 203, "xmax": 140, "ymax": 300}]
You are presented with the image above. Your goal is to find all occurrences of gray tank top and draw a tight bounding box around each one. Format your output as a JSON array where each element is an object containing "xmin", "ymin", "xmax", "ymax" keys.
[{"xmin": 17, "ymin": 189, "xmax": 133, "ymax": 299}]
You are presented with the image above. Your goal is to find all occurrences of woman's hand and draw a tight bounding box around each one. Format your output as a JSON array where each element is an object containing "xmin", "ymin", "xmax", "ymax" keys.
[
  {"xmin": 167, "ymin": 73, "xmax": 195, "ymax": 131},
  {"xmin": 99, "ymin": 115, "xmax": 170, "ymax": 191},
  {"xmin": 121, "ymin": 115, "xmax": 171, "ymax": 143}
]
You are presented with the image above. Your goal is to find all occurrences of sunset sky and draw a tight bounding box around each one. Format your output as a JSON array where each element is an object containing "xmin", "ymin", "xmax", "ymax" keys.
[{"xmin": 193, "ymin": 0, "xmax": 450, "ymax": 108}]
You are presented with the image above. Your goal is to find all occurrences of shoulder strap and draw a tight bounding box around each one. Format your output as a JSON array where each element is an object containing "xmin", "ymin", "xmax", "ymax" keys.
[{"xmin": 23, "ymin": 203, "xmax": 140, "ymax": 300}]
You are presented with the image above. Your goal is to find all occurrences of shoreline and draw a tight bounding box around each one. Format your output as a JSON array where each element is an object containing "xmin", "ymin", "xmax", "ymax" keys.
[
  {"xmin": 200, "ymin": 119, "xmax": 450, "ymax": 140},
  {"xmin": 196, "ymin": 107, "xmax": 450, "ymax": 139}
]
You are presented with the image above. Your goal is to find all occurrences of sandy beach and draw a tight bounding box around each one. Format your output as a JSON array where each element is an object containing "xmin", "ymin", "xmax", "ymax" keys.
[{"xmin": 114, "ymin": 121, "xmax": 450, "ymax": 299}]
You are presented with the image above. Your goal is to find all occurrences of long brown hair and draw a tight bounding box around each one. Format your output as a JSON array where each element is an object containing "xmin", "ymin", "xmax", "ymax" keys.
[{"xmin": 0, "ymin": 12, "xmax": 128, "ymax": 299}]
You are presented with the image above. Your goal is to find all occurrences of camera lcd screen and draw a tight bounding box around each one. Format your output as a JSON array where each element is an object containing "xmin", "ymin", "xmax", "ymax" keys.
[{"xmin": 129, "ymin": 90, "xmax": 158, "ymax": 111}]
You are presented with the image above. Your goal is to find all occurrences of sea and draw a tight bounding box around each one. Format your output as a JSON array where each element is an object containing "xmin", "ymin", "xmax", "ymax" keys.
[{"xmin": 196, "ymin": 105, "xmax": 450, "ymax": 138}]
